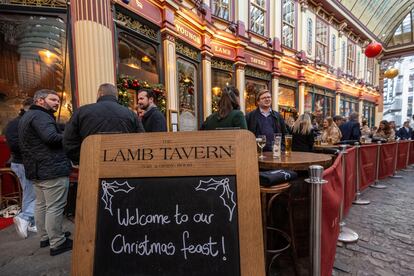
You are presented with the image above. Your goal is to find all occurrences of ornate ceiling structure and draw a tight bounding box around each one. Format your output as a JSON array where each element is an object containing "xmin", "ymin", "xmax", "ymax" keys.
[{"xmin": 334, "ymin": 0, "xmax": 414, "ymax": 46}]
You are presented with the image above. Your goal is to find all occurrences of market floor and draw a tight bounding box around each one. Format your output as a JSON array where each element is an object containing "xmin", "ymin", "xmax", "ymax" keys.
[
  {"xmin": 333, "ymin": 169, "xmax": 414, "ymax": 276},
  {"xmin": 0, "ymin": 218, "xmax": 73, "ymax": 276}
]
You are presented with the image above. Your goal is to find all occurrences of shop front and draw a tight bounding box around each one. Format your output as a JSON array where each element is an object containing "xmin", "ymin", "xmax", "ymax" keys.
[
  {"xmin": 278, "ymin": 77, "xmax": 298, "ymax": 119},
  {"xmin": 340, "ymin": 95, "xmax": 359, "ymax": 119},
  {"xmin": 244, "ymin": 52, "xmax": 272, "ymax": 113},
  {"xmin": 304, "ymin": 85, "xmax": 335, "ymax": 124},
  {"xmin": 363, "ymin": 101, "xmax": 376, "ymax": 127},
  {"xmin": 114, "ymin": 3, "xmax": 163, "ymax": 108}
]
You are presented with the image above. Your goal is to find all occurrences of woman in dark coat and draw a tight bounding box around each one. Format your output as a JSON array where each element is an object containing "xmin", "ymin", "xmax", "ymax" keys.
[
  {"xmin": 291, "ymin": 113, "xmax": 314, "ymax": 152},
  {"xmin": 201, "ymin": 86, "xmax": 247, "ymax": 130}
]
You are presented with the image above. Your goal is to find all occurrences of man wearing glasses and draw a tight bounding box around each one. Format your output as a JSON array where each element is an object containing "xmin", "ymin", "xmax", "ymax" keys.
[{"xmin": 246, "ymin": 90, "xmax": 288, "ymax": 151}]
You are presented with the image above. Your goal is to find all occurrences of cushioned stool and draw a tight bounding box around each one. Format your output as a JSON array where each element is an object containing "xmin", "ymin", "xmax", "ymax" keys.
[{"xmin": 259, "ymin": 170, "xmax": 298, "ymax": 275}]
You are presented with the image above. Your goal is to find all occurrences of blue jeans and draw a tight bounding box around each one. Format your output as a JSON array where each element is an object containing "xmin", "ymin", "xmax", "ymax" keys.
[{"xmin": 11, "ymin": 162, "xmax": 35, "ymax": 225}]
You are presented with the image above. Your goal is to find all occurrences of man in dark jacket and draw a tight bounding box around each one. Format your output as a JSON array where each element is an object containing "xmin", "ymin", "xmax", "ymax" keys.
[
  {"xmin": 63, "ymin": 83, "xmax": 144, "ymax": 164},
  {"xmin": 246, "ymin": 90, "xmax": 288, "ymax": 151},
  {"xmin": 396, "ymin": 121, "xmax": 413, "ymax": 140},
  {"xmin": 339, "ymin": 112, "xmax": 361, "ymax": 141},
  {"xmin": 19, "ymin": 89, "xmax": 72, "ymax": 256},
  {"xmin": 137, "ymin": 89, "xmax": 167, "ymax": 132},
  {"xmin": 5, "ymin": 98, "xmax": 36, "ymax": 239}
]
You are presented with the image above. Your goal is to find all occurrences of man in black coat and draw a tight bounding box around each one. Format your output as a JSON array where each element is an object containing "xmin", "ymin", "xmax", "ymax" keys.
[
  {"xmin": 63, "ymin": 83, "xmax": 144, "ymax": 164},
  {"xmin": 5, "ymin": 98, "xmax": 37, "ymax": 239},
  {"xmin": 396, "ymin": 121, "xmax": 413, "ymax": 140},
  {"xmin": 245, "ymin": 90, "xmax": 288, "ymax": 151},
  {"xmin": 19, "ymin": 89, "xmax": 72, "ymax": 256},
  {"xmin": 137, "ymin": 89, "xmax": 167, "ymax": 132},
  {"xmin": 339, "ymin": 112, "xmax": 361, "ymax": 141}
]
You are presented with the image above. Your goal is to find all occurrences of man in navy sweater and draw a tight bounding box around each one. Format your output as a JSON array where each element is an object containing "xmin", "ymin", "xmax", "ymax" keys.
[
  {"xmin": 246, "ymin": 90, "xmax": 288, "ymax": 151},
  {"xmin": 339, "ymin": 112, "xmax": 361, "ymax": 141},
  {"xmin": 396, "ymin": 121, "xmax": 413, "ymax": 140}
]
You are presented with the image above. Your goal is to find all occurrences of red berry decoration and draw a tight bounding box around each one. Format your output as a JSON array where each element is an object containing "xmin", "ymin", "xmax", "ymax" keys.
[
  {"xmin": 123, "ymin": 80, "xmax": 129, "ymax": 88},
  {"xmin": 365, "ymin": 42, "xmax": 383, "ymax": 58},
  {"xmin": 132, "ymin": 79, "xmax": 139, "ymax": 87}
]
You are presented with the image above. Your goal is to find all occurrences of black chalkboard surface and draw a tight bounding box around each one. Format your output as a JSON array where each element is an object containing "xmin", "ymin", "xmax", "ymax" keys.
[{"xmin": 94, "ymin": 176, "xmax": 240, "ymax": 276}]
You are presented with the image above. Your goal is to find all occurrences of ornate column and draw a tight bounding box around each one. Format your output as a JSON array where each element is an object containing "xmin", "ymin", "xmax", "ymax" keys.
[
  {"xmin": 298, "ymin": 81, "xmax": 305, "ymax": 115},
  {"xmin": 162, "ymin": 33, "xmax": 178, "ymax": 112},
  {"xmin": 235, "ymin": 63, "xmax": 246, "ymax": 113},
  {"xmin": 161, "ymin": 7, "xmax": 178, "ymax": 113},
  {"xmin": 71, "ymin": 0, "xmax": 116, "ymax": 106},
  {"xmin": 335, "ymin": 93, "xmax": 341, "ymax": 115},
  {"xmin": 358, "ymin": 97, "xmax": 364, "ymax": 122},
  {"xmin": 272, "ymin": 76, "xmax": 280, "ymax": 112},
  {"xmin": 202, "ymin": 52, "xmax": 213, "ymax": 119}
]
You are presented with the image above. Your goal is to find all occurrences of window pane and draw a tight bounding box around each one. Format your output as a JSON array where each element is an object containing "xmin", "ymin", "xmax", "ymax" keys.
[
  {"xmin": 250, "ymin": 5, "xmax": 265, "ymax": 35},
  {"xmin": 331, "ymin": 35, "xmax": 336, "ymax": 67},
  {"xmin": 211, "ymin": 69, "xmax": 233, "ymax": 112},
  {"xmin": 212, "ymin": 0, "xmax": 230, "ymax": 21},
  {"xmin": 0, "ymin": 13, "xmax": 71, "ymax": 131},
  {"xmin": 278, "ymin": 86, "xmax": 295, "ymax": 107},
  {"xmin": 118, "ymin": 32, "xmax": 159, "ymax": 84},
  {"xmin": 307, "ymin": 18, "xmax": 313, "ymax": 55},
  {"xmin": 282, "ymin": 0, "xmax": 295, "ymax": 48},
  {"xmin": 177, "ymin": 59, "xmax": 198, "ymax": 131}
]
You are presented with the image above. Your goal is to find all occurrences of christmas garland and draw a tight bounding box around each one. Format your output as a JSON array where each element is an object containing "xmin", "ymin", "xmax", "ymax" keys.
[{"xmin": 117, "ymin": 76, "xmax": 167, "ymax": 114}]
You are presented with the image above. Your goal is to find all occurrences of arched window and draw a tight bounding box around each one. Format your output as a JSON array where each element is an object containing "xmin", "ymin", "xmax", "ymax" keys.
[{"xmin": 307, "ymin": 18, "xmax": 313, "ymax": 55}]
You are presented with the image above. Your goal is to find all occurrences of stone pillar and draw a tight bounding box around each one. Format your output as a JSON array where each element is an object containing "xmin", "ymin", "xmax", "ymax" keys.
[
  {"xmin": 335, "ymin": 93, "xmax": 341, "ymax": 115},
  {"xmin": 162, "ymin": 33, "xmax": 178, "ymax": 112},
  {"xmin": 202, "ymin": 53, "xmax": 213, "ymax": 119},
  {"xmin": 272, "ymin": 76, "xmax": 279, "ymax": 112},
  {"xmin": 71, "ymin": 0, "xmax": 116, "ymax": 106},
  {"xmin": 358, "ymin": 98, "xmax": 364, "ymax": 122},
  {"xmin": 375, "ymin": 105, "xmax": 382, "ymax": 126},
  {"xmin": 236, "ymin": 63, "xmax": 246, "ymax": 113},
  {"xmin": 298, "ymin": 82, "xmax": 305, "ymax": 115}
]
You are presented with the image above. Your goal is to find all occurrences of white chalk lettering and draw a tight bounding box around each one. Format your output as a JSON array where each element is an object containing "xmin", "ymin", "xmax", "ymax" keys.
[
  {"xmin": 181, "ymin": 231, "xmax": 219, "ymax": 260},
  {"xmin": 111, "ymin": 234, "xmax": 176, "ymax": 256},
  {"xmin": 117, "ymin": 208, "xmax": 170, "ymax": 227},
  {"xmin": 174, "ymin": 205, "xmax": 189, "ymax": 225},
  {"xmin": 192, "ymin": 213, "xmax": 214, "ymax": 224}
]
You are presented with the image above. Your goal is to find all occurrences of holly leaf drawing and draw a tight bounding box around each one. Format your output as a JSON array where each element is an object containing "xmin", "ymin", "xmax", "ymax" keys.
[
  {"xmin": 101, "ymin": 180, "xmax": 134, "ymax": 216},
  {"xmin": 195, "ymin": 178, "xmax": 236, "ymax": 222},
  {"xmin": 220, "ymin": 184, "xmax": 236, "ymax": 222}
]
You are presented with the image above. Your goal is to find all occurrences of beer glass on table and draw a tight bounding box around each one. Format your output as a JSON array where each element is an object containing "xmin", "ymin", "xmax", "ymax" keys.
[
  {"xmin": 273, "ymin": 133, "xmax": 282, "ymax": 158},
  {"xmin": 256, "ymin": 135, "xmax": 266, "ymax": 159},
  {"xmin": 285, "ymin": 134, "xmax": 292, "ymax": 155}
]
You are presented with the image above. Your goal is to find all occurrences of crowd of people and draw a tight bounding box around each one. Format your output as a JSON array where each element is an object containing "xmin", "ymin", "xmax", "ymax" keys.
[
  {"xmin": 3, "ymin": 84, "xmax": 166, "ymax": 256},
  {"xmin": 3, "ymin": 84, "xmax": 414, "ymax": 257}
]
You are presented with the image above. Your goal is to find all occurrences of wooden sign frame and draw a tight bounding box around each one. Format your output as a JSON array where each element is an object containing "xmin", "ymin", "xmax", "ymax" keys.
[{"xmin": 72, "ymin": 130, "xmax": 265, "ymax": 276}]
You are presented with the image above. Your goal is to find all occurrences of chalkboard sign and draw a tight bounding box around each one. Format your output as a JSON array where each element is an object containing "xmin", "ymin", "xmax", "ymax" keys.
[
  {"xmin": 94, "ymin": 176, "xmax": 239, "ymax": 276},
  {"xmin": 72, "ymin": 130, "xmax": 264, "ymax": 276}
]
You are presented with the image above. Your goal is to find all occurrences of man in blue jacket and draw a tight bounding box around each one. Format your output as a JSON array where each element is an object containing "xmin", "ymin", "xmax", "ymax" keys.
[
  {"xmin": 339, "ymin": 112, "xmax": 361, "ymax": 141},
  {"xmin": 19, "ymin": 89, "xmax": 72, "ymax": 256},
  {"xmin": 396, "ymin": 121, "xmax": 413, "ymax": 140}
]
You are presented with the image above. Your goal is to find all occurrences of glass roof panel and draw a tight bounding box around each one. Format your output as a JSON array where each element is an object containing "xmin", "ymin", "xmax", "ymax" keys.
[
  {"xmin": 388, "ymin": 10, "xmax": 414, "ymax": 47},
  {"xmin": 338, "ymin": 0, "xmax": 414, "ymax": 44}
]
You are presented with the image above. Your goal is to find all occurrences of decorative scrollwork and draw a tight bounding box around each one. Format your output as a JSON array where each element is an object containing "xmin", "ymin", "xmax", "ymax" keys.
[
  {"xmin": 176, "ymin": 41, "xmax": 199, "ymax": 61},
  {"xmin": 8, "ymin": 0, "xmax": 66, "ymax": 8},
  {"xmin": 116, "ymin": 12, "xmax": 158, "ymax": 41},
  {"xmin": 279, "ymin": 77, "xmax": 297, "ymax": 87},
  {"xmin": 211, "ymin": 59, "xmax": 233, "ymax": 72},
  {"xmin": 245, "ymin": 67, "xmax": 271, "ymax": 81}
]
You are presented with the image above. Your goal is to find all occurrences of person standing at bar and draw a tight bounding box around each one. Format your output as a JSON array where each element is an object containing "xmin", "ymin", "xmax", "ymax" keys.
[
  {"xmin": 19, "ymin": 89, "xmax": 72, "ymax": 256},
  {"xmin": 321, "ymin": 117, "xmax": 342, "ymax": 144},
  {"xmin": 246, "ymin": 90, "xmax": 288, "ymax": 151},
  {"xmin": 291, "ymin": 113, "xmax": 315, "ymax": 152},
  {"xmin": 396, "ymin": 121, "xmax": 412, "ymax": 140},
  {"xmin": 5, "ymin": 98, "xmax": 37, "ymax": 239},
  {"xmin": 339, "ymin": 112, "xmax": 361, "ymax": 141},
  {"xmin": 63, "ymin": 83, "xmax": 144, "ymax": 164},
  {"xmin": 137, "ymin": 89, "xmax": 167, "ymax": 132}
]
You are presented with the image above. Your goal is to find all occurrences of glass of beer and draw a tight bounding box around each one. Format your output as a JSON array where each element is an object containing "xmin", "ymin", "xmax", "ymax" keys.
[
  {"xmin": 285, "ymin": 134, "xmax": 292, "ymax": 155},
  {"xmin": 256, "ymin": 135, "xmax": 266, "ymax": 159}
]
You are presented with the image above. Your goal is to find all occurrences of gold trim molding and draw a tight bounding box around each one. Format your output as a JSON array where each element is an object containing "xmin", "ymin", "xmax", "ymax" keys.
[
  {"xmin": 7, "ymin": 0, "xmax": 66, "ymax": 8},
  {"xmin": 115, "ymin": 12, "xmax": 158, "ymax": 41},
  {"xmin": 176, "ymin": 40, "xmax": 199, "ymax": 61}
]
